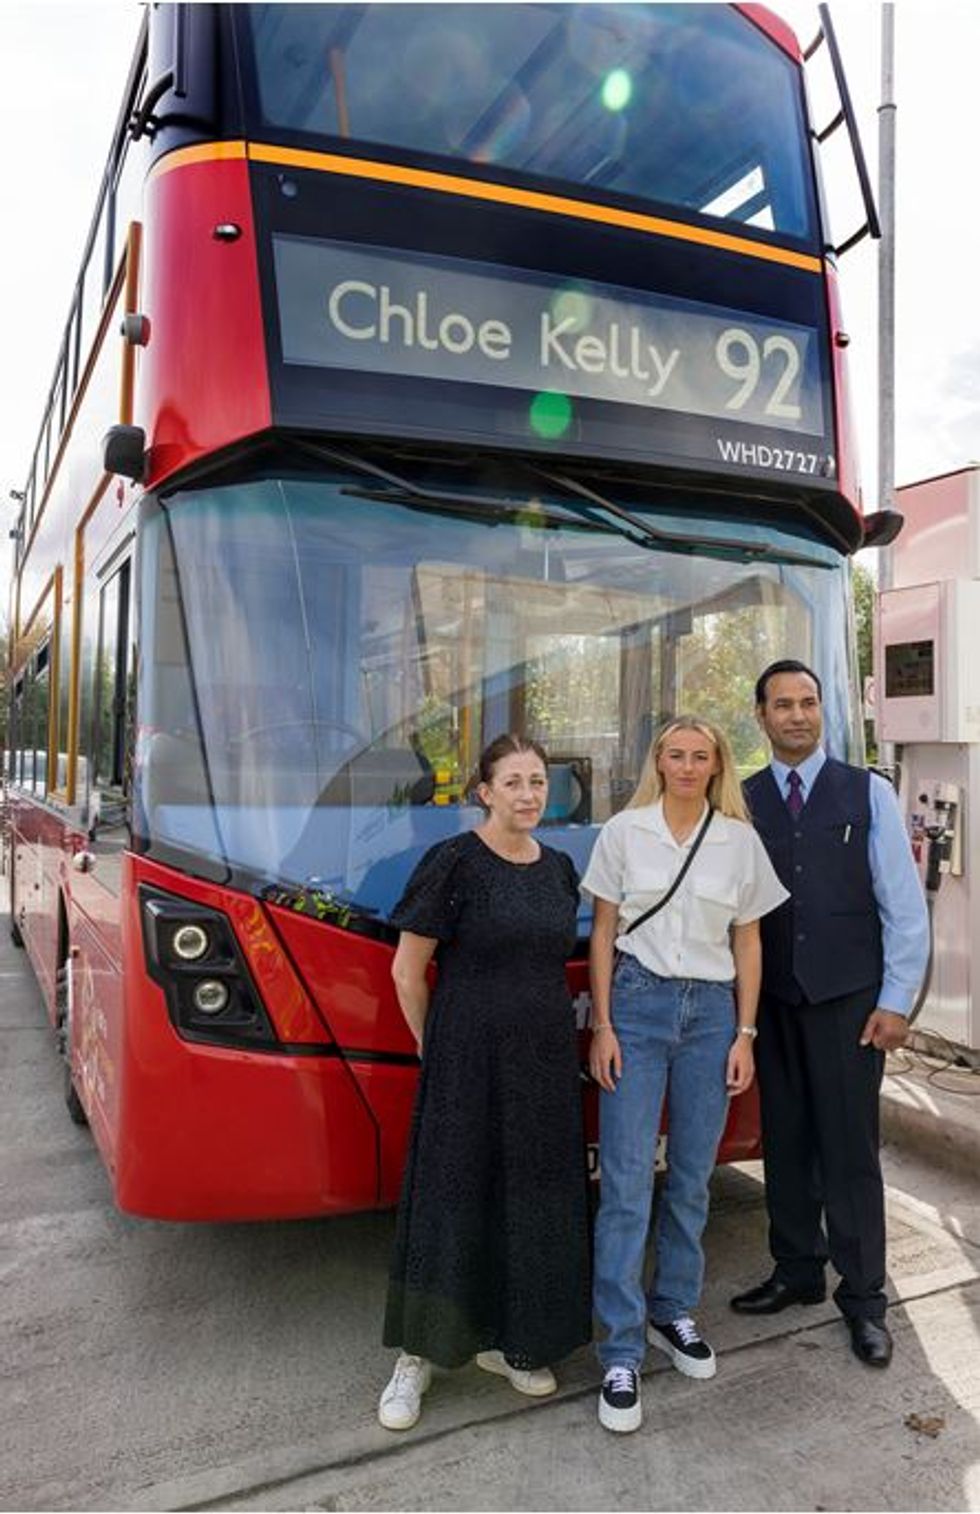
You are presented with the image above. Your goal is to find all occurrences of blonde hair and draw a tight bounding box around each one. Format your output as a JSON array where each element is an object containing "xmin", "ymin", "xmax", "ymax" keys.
[{"xmin": 627, "ymin": 715, "xmax": 749, "ymax": 822}]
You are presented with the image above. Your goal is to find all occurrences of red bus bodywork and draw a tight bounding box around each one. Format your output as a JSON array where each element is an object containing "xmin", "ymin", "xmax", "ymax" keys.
[{"xmin": 7, "ymin": 2, "xmax": 858, "ymax": 1219}]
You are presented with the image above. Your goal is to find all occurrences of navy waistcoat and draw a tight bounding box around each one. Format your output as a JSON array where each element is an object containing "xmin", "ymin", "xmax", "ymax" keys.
[{"xmin": 744, "ymin": 758, "xmax": 883, "ymax": 1005}]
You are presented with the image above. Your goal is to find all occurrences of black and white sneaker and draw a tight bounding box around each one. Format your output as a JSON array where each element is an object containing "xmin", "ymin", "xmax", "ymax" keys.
[
  {"xmin": 647, "ymin": 1316, "xmax": 716, "ymax": 1379},
  {"xmin": 598, "ymin": 1365, "xmax": 642, "ymax": 1433}
]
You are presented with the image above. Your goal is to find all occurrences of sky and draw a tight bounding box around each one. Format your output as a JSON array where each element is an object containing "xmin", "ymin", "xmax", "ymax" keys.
[{"xmin": 1, "ymin": 0, "xmax": 978, "ymax": 614}]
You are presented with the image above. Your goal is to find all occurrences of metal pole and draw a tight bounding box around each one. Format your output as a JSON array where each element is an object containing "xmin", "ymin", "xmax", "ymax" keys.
[
  {"xmin": 877, "ymin": 3, "xmax": 896, "ymax": 771},
  {"xmin": 878, "ymin": 4, "xmax": 896, "ymax": 535}
]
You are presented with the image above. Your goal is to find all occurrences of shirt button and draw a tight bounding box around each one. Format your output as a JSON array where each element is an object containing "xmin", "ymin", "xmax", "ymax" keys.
[
  {"xmin": 797, "ymin": 932, "xmax": 806, "ymax": 942},
  {"xmin": 795, "ymin": 864, "xmax": 803, "ymax": 874},
  {"xmin": 794, "ymin": 831, "xmax": 803, "ymax": 840}
]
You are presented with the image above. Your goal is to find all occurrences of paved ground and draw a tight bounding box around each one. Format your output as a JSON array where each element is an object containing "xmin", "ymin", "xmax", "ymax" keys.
[{"xmin": 2, "ymin": 878, "xmax": 979, "ymax": 1513}]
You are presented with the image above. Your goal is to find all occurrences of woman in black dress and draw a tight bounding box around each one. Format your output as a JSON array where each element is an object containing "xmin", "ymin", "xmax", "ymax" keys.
[{"xmin": 378, "ymin": 734, "xmax": 591, "ymax": 1430}]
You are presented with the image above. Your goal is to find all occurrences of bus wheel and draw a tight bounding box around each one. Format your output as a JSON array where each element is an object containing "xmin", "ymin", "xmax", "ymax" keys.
[
  {"xmin": 9, "ymin": 862, "xmax": 25, "ymax": 946},
  {"xmin": 64, "ymin": 1070, "xmax": 88, "ymax": 1127},
  {"xmin": 56, "ymin": 958, "xmax": 89, "ymax": 1128}
]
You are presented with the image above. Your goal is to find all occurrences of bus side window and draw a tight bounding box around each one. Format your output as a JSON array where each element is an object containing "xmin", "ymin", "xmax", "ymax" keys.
[
  {"xmin": 56, "ymin": 578, "xmax": 73, "ymax": 795},
  {"xmin": 10, "ymin": 675, "xmax": 25, "ymax": 788},
  {"xmin": 78, "ymin": 574, "xmax": 99, "ymax": 816},
  {"xmin": 92, "ymin": 561, "xmax": 133, "ymax": 805},
  {"xmin": 16, "ymin": 648, "xmax": 51, "ymax": 796},
  {"xmin": 18, "ymin": 677, "xmax": 31, "ymax": 792}
]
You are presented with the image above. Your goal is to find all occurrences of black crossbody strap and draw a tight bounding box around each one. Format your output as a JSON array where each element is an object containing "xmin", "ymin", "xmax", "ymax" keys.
[{"xmin": 623, "ymin": 805, "xmax": 715, "ymax": 936}]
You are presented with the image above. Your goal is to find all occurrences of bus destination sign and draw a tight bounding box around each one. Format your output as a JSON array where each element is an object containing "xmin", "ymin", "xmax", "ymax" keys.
[{"xmin": 272, "ymin": 235, "xmax": 831, "ymax": 478}]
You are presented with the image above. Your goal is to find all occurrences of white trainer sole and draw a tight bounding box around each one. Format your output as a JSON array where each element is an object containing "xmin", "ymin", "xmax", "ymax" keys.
[
  {"xmin": 475, "ymin": 1351, "xmax": 557, "ymax": 1396},
  {"xmin": 646, "ymin": 1323, "xmax": 717, "ymax": 1379},
  {"xmin": 598, "ymin": 1392, "xmax": 643, "ymax": 1433},
  {"xmin": 378, "ymin": 1400, "xmax": 421, "ymax": 1431}
]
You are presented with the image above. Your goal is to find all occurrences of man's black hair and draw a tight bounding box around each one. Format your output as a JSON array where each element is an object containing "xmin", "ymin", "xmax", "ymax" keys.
[{"xmin": 755, "ymin": 659, "xmax": 823, "ymax": 707}]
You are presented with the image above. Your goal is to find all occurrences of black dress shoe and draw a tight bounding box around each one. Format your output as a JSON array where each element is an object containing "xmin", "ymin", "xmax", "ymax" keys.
[
  {"xmin": 849, "ymin": 1317, "xmax": 893, "ymax": 1367},
  {"xmin": 730, "ymin": 1275, "xmax": 827, "ymax": 1315}
]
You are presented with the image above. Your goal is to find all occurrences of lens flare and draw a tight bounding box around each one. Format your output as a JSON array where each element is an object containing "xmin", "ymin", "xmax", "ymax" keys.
[
  {"xmin": 529, "ymin": 392, "xmax": 573, "ymax": 440},
  {"xmin": 551, "ymin": 288, "xmax": 592, "ymax": 331},
  {"xmin": 601, "ymin": 69, "xmax": 633, "ymax": 112}
]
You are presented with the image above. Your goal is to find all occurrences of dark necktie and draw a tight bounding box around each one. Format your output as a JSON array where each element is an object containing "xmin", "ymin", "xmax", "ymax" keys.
[{"xmin": 786, "ymin": 768, "xmax": 804, "ymax": 819}]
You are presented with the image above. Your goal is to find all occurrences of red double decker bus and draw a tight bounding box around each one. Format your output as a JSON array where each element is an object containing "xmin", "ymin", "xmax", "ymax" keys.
[{"xmin": 6, "ymin": 3, "xmax": 884, "ymax": 1219}]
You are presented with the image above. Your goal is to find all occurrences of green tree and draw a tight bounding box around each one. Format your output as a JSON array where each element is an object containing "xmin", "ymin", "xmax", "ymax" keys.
[
  {"xmin": 852, "ymin": 559, "xmax": 876, "ymax": 761},
  {"xmin": 852, "ymin": 559, "xmax": 875, "ymax": 686},
  {"xmin": 680, "ymin": 606, "xmax": 773, "ymax": 775}
]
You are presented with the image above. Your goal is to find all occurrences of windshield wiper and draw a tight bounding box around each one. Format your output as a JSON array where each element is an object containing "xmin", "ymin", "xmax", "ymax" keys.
[
  {"xmin": 289, "ymin": 437, "xmax": 606, "ymax": 533},
  {"xmin": 339, "ymin": 483, "xmax": 608, "ymax": 535},
  {"xmin": 528, "ymin": 466, "xmax": 831, "ymax": 569},
  {"xmin": 286, "ymin": 437, "xmax": 828, "ymax": 567}
]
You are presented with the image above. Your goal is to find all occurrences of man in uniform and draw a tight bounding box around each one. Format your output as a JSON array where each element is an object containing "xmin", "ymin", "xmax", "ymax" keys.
[{"xmin": 731, "ymin": 660, "xmax": 929, "ymax": 1366}]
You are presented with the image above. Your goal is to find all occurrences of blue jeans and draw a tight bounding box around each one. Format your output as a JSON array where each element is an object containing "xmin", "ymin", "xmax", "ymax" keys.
[{"xmin": 594, "ymin": 954, "xmax": 735, "ymax": 1370}]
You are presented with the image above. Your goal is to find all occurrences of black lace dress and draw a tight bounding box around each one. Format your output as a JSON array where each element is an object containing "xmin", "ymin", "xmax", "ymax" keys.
[{"xmin": 383, "ymin": 830, "xmax": 592, "ymax": 1370}]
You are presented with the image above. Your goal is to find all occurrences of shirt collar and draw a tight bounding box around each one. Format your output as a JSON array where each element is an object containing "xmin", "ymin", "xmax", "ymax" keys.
[
  {"xmin": 771, "ymin": 746, "xmax": 826, "ymax": 798},
  {"xmin": 632, "ymin": 799, "xmax": 726, "ymax": 846}
]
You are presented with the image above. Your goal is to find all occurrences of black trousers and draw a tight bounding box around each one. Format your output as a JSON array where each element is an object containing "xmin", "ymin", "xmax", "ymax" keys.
[{"xmin": 755, "ymin": 984, "xmax": 887, "ymax": 1321}]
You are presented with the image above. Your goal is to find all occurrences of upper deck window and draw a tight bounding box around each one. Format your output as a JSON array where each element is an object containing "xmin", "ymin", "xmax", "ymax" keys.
[{"xmin": 243, "ymin": 3, "xmax": 816, "ymax": 243}]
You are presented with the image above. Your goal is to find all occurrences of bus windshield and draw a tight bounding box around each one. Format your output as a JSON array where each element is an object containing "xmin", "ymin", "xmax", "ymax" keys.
[
  {"xmin": 135, "ymin": 463, "xmax": 856, "ymax": 921},
  {"xmin": 242, "ymin": 3, "xmax": 816, "ymax": 242}
]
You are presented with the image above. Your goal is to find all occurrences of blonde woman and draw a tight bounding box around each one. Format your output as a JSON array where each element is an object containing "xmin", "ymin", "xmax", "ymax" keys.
[{"xmin": 582, "ymin": 716, "xmax": 787, "ymax": 1433}]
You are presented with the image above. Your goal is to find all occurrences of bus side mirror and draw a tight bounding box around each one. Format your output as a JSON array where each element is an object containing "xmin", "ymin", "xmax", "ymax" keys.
[
  {"xmin": 103, "ymin": 425, "xmax": 147, "ymax": 482},
  {"xmin": 862, "ymin": 508, "xmax": 903, "ymax": 548}
]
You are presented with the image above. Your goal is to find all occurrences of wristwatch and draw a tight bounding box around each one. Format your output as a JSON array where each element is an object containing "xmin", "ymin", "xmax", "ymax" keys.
[{"xmin": 737, "ymin": 1025, "xmax": 758, "ymax": 1038}]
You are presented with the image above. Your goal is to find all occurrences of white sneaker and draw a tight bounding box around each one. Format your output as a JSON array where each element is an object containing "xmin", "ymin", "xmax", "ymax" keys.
[
  {"xmin": 378, "ymin": 1353, "xmax": 432, "ymax": 1430},
  {"xmin": 647, "ymin": 1316, "xmax": 717, "ymax": 1380},
  {"xmin": 475, "ymin": 1350, "xmax": 557, "ymax": 1397},
  {"xmin": 598, "ymin": 1365, "xmax": 642, "ymax": 1433}
]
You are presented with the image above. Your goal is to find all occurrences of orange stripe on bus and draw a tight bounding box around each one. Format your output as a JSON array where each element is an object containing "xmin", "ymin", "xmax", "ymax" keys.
[
  {"xmin": 148, "ymin": 140, "xmax": 247, "ymax": 180},
  {"xmin": 151, "ymin": 139, "xmax": 822, "ymax": 274}
]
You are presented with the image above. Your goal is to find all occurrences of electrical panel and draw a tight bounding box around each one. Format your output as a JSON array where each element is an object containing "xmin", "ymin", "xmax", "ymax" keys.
[{"xmin": 877, "ymin": 580, "xmax": 980, "ymax": 743}]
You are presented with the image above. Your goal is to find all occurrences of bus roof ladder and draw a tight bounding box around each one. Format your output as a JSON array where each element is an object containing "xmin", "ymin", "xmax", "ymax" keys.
[{"xmin": 806, "ymin": 4, "xmax": 881, "ymax": 257}]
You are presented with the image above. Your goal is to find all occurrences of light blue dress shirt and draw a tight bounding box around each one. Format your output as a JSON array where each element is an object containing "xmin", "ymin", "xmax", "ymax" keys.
[{"xmin": 770, "ymin": 748, "xmax": 929, "ymax": 1015}]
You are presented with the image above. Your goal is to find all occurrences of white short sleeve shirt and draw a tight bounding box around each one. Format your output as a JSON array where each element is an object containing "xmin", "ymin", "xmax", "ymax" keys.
[{"xmin": 581, "ymin": 801, "xmax": 789, "ymax": 981}]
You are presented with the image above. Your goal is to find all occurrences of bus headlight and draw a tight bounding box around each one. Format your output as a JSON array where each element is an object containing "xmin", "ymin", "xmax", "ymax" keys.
[
  {"xmin": 172, "ymin": 923, "xmax": 210, "ymax": 961},
  {"xmin": 193, "ymin": 979, "xmax": 230, "ymax": 1015},
  {"xmin": 140, "ymin": 887, "xmax": 278, "ymax": 1049}
]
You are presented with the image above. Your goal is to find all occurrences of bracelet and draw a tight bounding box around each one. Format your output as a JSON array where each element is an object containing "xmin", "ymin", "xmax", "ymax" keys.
[
  {"xmin": 591, "ymin": 1022, "xmax": 614, "ymax": 1032},
  {"xmin": 737, "ymin": 1025, "xmax": 758, "ymax": 1038}
]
